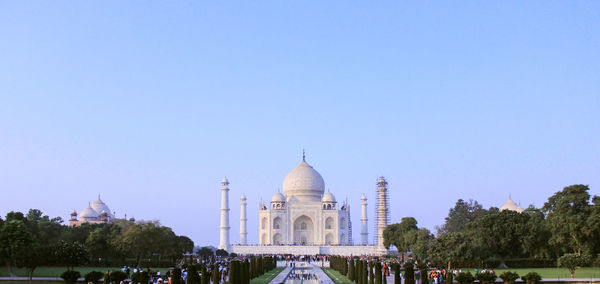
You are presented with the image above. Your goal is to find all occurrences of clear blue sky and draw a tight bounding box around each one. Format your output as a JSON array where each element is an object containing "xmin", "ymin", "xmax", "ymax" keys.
[{"xmin": 1, "ymin": 1, "xmax": 599, "ymax": 247}]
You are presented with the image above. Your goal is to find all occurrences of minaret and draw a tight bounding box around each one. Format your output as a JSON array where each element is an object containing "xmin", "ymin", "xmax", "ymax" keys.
[
  {"xmin": 360, "ymin": 195, "xmax": 368, "ymax": 245},
  {"xmin": 376, "ymin": 177, "xmax": 389, "ymax": 254},
  {"xmin": 240, "ymin": 194, "xmax": 247, "ymax": 245},
  {"xmin": 218, "ymin": 177, "xmax": 231, "ymax": 252}
]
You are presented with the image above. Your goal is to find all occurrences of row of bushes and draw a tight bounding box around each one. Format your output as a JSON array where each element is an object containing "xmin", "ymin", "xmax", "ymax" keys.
[
  {"xmin": 60, "ymin": 270, "xmax": 128, "ymax": 284},
  {"xmin": 84, "ymin": 259, "xmax": 175, "ymax": 268},
  {"xmin": 429, "ymin": 258, "xmax": 556, "ymax": 269},
  {"xmin": 455, "ymin": 271, "xmax": 542, "ymax": 284},
  {"xmin": 60, "ymin": 256, "xmax": 278, "ymax": 284},
  {"xmin": 228, "ymin": 256, "xmax": 277, "ymax": 284},
  {"xmin": 330, "ymin": 257, "xmax": 544, "ymax": 284}
]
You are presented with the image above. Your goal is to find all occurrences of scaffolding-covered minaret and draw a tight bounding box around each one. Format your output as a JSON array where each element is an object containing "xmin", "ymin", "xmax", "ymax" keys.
[
  {"xmin": 361, "ymin": 195, "xmax": 368, "ymax": 245},
  {"xmin": 375, "ymin": 176, "xmax": 390, "ymax": 254},
  {"xmin": 240, "ymin": 194, "xmax": 247, "ymax": 245},
  {"xmin": 218, "ymin": 178, "xmax": 231, "ymax": 252}
]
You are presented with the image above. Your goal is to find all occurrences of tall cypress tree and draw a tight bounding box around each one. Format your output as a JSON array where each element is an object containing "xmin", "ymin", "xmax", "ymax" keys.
[
  {"xmin": 417, "ymin": 263, "xmax": 427, "ymax": 284},
  {"xmin": 201, "ymin": 264, "xmax": 209, "ymax": 284},
  {"xmin": 363, "ymin": 261, "xmax": 369, "ymax": 284},
  {"xmin": 404, "ymin": 263, "xmax": 414, "ymax": 284},
  {"xmin": 369, "ymin": 262, "xmax": 375, "ymax": 284},
  {"xmin": 348, "ymin": 259, "xmax": 355, "ymax": 281},
  {"xmin": 393, "ymin": 264, "xmax": 401, "ymax": 284},
  {"xmin": 228, "ymin": 261, "xmax": 236, "ymax": 284},
  {"xmin": 212, "ymin": 263, "xmax": 220, "ymax": 284},
  {"xmin": 375, "ymin": 262, "xmax": 382, "ymax": 284},
  {"xmin": 187, "ymin": 265, "xmax": 199, "ymax": 284}
]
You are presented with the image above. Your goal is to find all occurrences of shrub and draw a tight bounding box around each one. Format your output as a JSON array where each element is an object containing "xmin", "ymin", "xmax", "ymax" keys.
[
  {"xmin": 84, "ymin": 271, "xmax": 104, "ymax": 284},
  {"xmin": 558, "ymin": 253, "xmax": 592, "ymax": 278},
  {"xmin": 475, "ymin": 272, "xmax": 497, "ymax": 284},
  {"xmin": 132, "ymin": 271, "xmax": 150, "ymax": 284},
  {"xmin": 504, "ymin": 258, "xmax": 555, "ymax": 268},
  {"xmin": 499, "ymin": 271, "xmax": 519, "ymax": 284},
  {"xmin": 60, "ymin": 270, "xmax": 81, "ymax": 284},
  {"xmin": 455, "ymin": 272, "xmax": 474, "ymax": 284},
  {"xmin": 521, "ymin": 272, "xmax": 541, "ymax": 284},
  {"xmin": 110, "ymin": 270, "xmax": 128, "ymax": 283}
]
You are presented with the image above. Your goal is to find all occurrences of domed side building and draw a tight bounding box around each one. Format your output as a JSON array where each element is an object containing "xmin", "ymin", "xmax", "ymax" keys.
[
  {"xmin": 69, "ymin": 196, "xmax": 117, "ymax": 227},
  {"xmin": 258, "ymin": 156, "xmax": 352, "ymax": 246},
  {"xmin": 500, "ymin": 195, "xmax": 524, "ymax": 213}
]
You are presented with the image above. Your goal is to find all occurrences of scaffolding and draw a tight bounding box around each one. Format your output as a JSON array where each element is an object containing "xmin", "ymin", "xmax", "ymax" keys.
[
  {"xmin": 347, "ymin": 201, "xmax": 353, "ymax": 245},
  {"xmin": 374, "ymin": 176, "xmax": 390, "ymax": 246}
]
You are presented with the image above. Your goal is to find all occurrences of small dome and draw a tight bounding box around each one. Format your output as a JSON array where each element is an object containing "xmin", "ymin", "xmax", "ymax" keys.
[
  {"xmin": 221, "ymin": 177, "xmax": 229, "ymax": 186},
  {"xmin": 241, "ymin": 194, "xmax": 246, "ymax": 201},
  {"xmin": 500, "ymin": 196, "xmax": 521, "ymax": 212},
  {"xmin": 361, "ymin": 195, "xmax": 367, "ymax": 201},
  {"xmin": 322, "ymin": 192, "xmax": 336, "ymax": 203},
  {"xmin": 70, "ymin": 210, "xmax": 77, "ymax": 216},
  {"xmin": 100, "ymin": 210, "xmax": 108, "ymax": 216},
  {"xmin": 272, "ymin": 192, "xmax": 285, "ymax": 202},
  {"xmin": 80, "ymin": 205, "xmax": 99, "ymax": 219},
  {"xmin": 516, "ymin": 205, "xmax": 524, "ymax": 213}
]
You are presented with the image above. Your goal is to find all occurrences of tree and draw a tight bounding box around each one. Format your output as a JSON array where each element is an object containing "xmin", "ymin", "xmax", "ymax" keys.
[
  {"xmin": 369, "ymin": 261, "xmax": 374, "ymax": 284},
  {"xmin": 187, "ymin": 264, "xmax": 199, "ymax": 284},
  {"xmin": 197, "ymin": 247, "xmax": 214, "ymax": 259},
  {"xmin": 216, "ymin": 249, "xmax": 229, "ymax": 257},
  {"xmin": 392, "ymin": 263, "xmax": 400, "ymax": 284},
  {"xmin": 469, "ymin": 210, "xmax": 530, "ymax": 264},
  {"xmin": 17, "ymin": 243, "xmax": 54, "ymax": 284},
  {"xmin": 55, "ymin": 240, "xmax": 89, "ymax": 270},
  {"xmin": 348, "ymin": 258, "xmax": 355, "ymax": 281},
  {"xmin": 438, "ymin": 199, "xmax": 487, "ymax": 234},
  {"xmin": 429, "ymin": 232, "xmax": 476, "ymax": 270},
  {"xmin": 383, "ymin": 217, "xmax": 418, "ymax": 252},
  {"xmin": 0, "ymin": 219, "xmax": 32, "ymax": 276},
  {"xmin": 212, "ymin": 263, "xmax": 220, "ymax": 284},
  {"xmin": 374, "ymin": 261, "xmax": 382, "ymax": 284},
  {"xmin": 521, "ymin": 207, "xmax": 552, "ymax": 259},
  {"xmin": 543, "ymin": 184, "xmax": 596, "ymax": 256},
  {"xmin": 172, "ymin": 268, "xmax": 183, "ymax": 284},
  {"xmin": 558, "ymin": 253, "xmax": 592, "ymax": 278},
  {"xmin": 404, "ymin": 228, "xmax": 434, "ymax": 261}
]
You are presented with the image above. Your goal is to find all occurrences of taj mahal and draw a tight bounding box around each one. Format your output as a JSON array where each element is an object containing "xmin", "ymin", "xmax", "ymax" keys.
[{"xmin": 217, "ymin": 153, "xmax": 390, "ymax": 256}]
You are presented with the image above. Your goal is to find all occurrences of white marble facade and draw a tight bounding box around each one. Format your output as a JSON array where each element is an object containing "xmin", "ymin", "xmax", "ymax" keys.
[{"xmin": 257, "ymin": 156, "xmax": 352, "ymax": 246}]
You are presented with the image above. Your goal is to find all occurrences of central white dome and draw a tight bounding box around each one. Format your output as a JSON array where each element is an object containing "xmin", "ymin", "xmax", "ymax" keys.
[{"xmin": 283, "ymin": 159, "xmax": 325, "ymax": 202}]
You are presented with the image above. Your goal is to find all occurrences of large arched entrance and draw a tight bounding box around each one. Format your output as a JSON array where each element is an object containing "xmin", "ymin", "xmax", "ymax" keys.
[{"xmin": 293, "ymin": 215, "xmax": 314, "ymax": 245}]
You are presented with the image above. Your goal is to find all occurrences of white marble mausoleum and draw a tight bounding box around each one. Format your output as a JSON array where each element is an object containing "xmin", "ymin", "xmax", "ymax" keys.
[{"xmin": 217, "ymin": 153, "xmax": 390, "ymax": 256}]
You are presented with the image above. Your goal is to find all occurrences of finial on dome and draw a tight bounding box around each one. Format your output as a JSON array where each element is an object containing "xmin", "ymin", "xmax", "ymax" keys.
[{"xmin": 302, "ymin": 149, "xmax": 305, "ymax": 161}]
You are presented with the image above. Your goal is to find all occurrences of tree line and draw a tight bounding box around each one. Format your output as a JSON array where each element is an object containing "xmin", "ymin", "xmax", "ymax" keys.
[
  {"xmin": 384, "ymin": 184, "xmax": 600, "ymax": 269},
  {"xmin": 0, "ymin": 209, "xmax": 194, "ymax": 279}
]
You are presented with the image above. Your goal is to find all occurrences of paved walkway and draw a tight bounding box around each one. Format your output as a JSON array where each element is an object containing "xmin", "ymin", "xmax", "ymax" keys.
[
  {"xmin": 310, "ymin": 264, "xmax": 334, "ymax": 284},
  {"xmin": 269, "ymin": 267, "xmax": 293, "ymax": 284}
]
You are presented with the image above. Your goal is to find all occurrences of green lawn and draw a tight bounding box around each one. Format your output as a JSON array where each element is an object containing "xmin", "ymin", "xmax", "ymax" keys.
[
  {"xmin": 0, "ymin": 267, "xmax": 171, "ymax": 277},
  {"xmin": 323, "ymin": 268, "xmax": 353, "ymax": 284},
  {"xmin": 461, "ymin": 268, "xmax": 600, "ymax": 279},
  {"xmin": 250, "ymin": 267, "xmax": 285, "ymax": 284}
]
